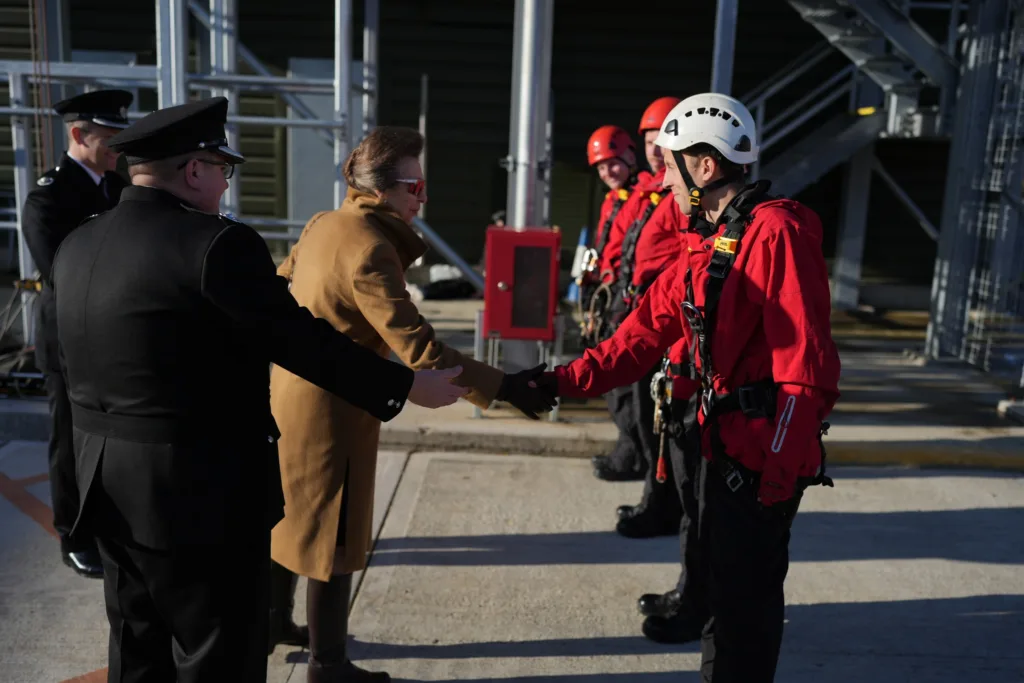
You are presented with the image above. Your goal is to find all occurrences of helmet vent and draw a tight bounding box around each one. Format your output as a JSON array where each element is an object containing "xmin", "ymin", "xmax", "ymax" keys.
[{"xmin": 734, "ymin": 135, "xmax": 751, "ymax": 152}]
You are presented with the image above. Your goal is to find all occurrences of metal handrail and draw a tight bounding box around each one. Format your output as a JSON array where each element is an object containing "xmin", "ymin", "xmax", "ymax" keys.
[
  {"xmin": 761, "ymin": 64, "xmax": 858, "ymax": 147},
  {"xmin": 762, "ymin": 69, "xmax": 858, "ymax": 151},
  {"xmin": 412, "ymin": 217, "xmax": 485, "ymax": 292},
  {"xmin": 741, "ymin": 43, "xmax": 835, "ymax": 109}
]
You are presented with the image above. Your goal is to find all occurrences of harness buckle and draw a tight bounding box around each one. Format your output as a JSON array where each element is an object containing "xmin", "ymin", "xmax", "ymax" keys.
[
  {"xmin": 701, "ymin": 386, "xmax": 715, "ymax": 417},
  {"xmin": 725, "ymin": 468, "xmax": 744, "ymax": 492},
  {"xmin": 737, "ymin": 384, "xmax": 769, "ymax": 419}
]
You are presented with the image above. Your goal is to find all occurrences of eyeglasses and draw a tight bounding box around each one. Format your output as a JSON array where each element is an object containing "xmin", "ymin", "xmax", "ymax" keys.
[
  {"xmin": 178, "ymin": 157, "xmax": 236, "ymax": 179},
  {"xmin": 395, "ymin": 178, "xmax": 426, "ymax": 197}
]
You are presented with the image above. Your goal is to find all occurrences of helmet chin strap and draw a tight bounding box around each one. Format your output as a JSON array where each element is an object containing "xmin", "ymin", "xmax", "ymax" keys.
[{"xmin": 672, "ymin": 149, "xmax": 742, "ymax": 215}]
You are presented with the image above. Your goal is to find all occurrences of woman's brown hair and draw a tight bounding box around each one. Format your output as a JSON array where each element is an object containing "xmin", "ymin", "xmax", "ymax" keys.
[{"xmin": 342, "ymin": 126, "xmax": 424, "ymax": 194}]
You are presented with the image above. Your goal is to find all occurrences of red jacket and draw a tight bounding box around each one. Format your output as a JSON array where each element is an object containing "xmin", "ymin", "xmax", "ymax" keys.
[
  {"xmin": 556, "ymin": 198, "xmax": 841, "ymax": 482},
  {"xmin": 594, "ymin": 187, "xmax": 631, "ymax": 252},
  {"xmin": 631, "ymin": 196, "xmax": 684, "ymax": 291},
  {"xmin": 599, "ymin": 169, "xmax": 661, "ymax": 281}
]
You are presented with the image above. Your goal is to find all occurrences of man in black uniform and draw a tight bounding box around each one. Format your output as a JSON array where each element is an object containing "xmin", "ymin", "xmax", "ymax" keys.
[
  {"xmin": 21, "ymin": 89, "xmax": 133, "ymax": 578},
  {"xmin": 51, "ymin": 97, "xmax": 472, "ymax": 683}
]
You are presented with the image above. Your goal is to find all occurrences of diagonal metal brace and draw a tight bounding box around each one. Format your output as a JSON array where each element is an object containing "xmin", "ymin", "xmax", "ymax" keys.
[{"xmin": 847, "ymin": 0, "xmax": 959, "ymax": 89}]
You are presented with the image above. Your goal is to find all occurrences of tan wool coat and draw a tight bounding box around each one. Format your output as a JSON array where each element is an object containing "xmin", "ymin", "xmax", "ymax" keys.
[{"xmin": 270, "ymin": 188, "xmax": 503, "ymax": 581}]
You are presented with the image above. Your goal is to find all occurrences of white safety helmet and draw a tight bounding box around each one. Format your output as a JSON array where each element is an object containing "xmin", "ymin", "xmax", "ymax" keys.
[{"xmin": 654, "ymin": 93, "xmax": 759, "ymax": 165}]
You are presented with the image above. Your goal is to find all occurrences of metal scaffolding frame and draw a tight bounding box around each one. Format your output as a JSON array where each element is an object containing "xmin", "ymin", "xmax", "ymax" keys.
[
  {"xmin": 926, "ymin": 0, "xmax": 1024, "ymax": 389},
  {"xmin": 1, "ymin": 0, "xmax": 486, "ymax": 353}
]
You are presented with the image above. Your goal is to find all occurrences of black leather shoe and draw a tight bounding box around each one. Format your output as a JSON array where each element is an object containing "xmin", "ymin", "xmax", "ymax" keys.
[
  {"xmin": 642, "ymin": 611, "xmax": 705, "ymax": 645},
  {"xmin": 62, "ymin": 547, "xmax": 103, "ymax": 579},
  {"xmin": 638, "ymin": 589, "xmax": 683, "ymax": 618},
  {"xmin": 592, "ymin": 455, "xmax": 645, "ymax": 482},
  {"xmin": 616, "ymin": 504, "xmax": 633, "ymax": 520},
  {"xmin": 616, "ymin": 507, "xmax": 678, "ymax": 539}
]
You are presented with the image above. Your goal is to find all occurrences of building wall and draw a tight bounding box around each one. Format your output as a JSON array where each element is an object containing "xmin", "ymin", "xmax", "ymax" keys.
[{"xmin": 1, "ymin": 0, "xmax": 947, "ymax": 288}]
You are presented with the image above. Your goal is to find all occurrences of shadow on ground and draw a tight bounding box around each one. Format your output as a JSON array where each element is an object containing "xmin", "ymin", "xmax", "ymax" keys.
[
  {"xmin": 341, "ymin": 595, "xmax": 1024, "ymax": 683},
  {"xmin": 368, "ymin": 506, "xmax": 1024, "ymax": 567}
]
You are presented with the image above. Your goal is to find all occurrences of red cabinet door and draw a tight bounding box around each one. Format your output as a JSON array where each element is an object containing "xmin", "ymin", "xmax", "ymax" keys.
[{"xmin": 484, "ymin": 226, "xmax": 561, "ymax": 342}]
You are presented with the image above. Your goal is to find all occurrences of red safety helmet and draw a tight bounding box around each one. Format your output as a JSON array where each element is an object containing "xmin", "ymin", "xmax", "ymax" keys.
[
  {"xmin": 638, "ymin": 96, "xmax": 682, "ymax": 134},
  {"xmin": 587, "ymin": 125, "xmax": 635, "ymax": 166}
]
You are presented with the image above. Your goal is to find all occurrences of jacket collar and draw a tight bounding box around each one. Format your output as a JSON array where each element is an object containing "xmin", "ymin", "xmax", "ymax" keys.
[
  {"xmin": 343, "ymin": 187, "xmax": 427, "ymax": 266},
  {"xmin": 119, "ymin": 184, "xmax": 202, "ymax": 212}
]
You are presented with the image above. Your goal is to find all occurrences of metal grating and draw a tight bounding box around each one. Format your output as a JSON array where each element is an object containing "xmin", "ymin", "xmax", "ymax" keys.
[{"xmin": 927, "ymin": 0, "xmax": 1024, "ymax": 390}]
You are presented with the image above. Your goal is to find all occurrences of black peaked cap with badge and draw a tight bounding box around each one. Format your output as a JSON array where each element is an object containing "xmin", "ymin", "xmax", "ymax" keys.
[
  {"xmin": 54, "ymin": 89, "xmax": 133, "ymax": 129},
  {"xmin": 106, "ymin": 96, "xmax": 245, "ymax": 166}
]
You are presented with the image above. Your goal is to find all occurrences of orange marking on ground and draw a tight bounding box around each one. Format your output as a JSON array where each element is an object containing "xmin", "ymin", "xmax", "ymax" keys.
[
  {"xmin": 0, "ymin": 472, "xmax": 57, "ymax": 538},
  {"xmin": 14, "ymin": 472, "xmax": 50, "ymax": 486},
  {"xmin": 60, "ymin": 667, "xmax": 108, "ymax": 682}
]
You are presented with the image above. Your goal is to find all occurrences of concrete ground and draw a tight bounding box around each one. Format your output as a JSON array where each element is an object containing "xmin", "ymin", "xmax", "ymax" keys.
[{"xmin": 3, "ymin": 439, "xmax": 1023, "ymax": 683}]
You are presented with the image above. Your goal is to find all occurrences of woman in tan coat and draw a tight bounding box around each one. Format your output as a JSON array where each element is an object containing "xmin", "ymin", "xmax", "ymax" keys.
[{"xmin": 271, "ymin": 126, "xmax": 555, "ymax": 682}]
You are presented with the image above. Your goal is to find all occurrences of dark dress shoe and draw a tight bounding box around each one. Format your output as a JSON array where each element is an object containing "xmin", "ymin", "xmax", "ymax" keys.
[
  {"xmin": 268, "ymin": 616, "xmax": 309, "ymax": 655},
  {"xmin": 62, "ymin": 547, "xmax": 103, "ymax": 579},
  {"xmin": 308, "ymin": 657, "xmax": 390, "ymax": 683},
  {"xmin": 615, "ymin": 507, "xmax": 678, "ymax": 539},
  {"xmin": 616, "ymin": 504, "xmax": 633, "ymax": 520},
  {"xmin": 642, "ymin": 611, "xmax": 706, "ymax": 645},
  {"xmin": 592, "ymin": 455, "xmax": 645, "ymax": 482},
  {"xmin": 638, "ymin": 589, "xmax": 683, "ymax": 618}
]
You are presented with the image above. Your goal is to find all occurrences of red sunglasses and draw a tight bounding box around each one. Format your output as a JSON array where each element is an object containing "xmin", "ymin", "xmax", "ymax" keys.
[{"xmin": 395, "ymin": 178, "xmax": 426, "ymax": 197}]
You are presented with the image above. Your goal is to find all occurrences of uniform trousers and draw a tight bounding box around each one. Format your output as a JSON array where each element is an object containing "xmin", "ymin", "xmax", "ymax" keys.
[
  {"xmin": 93, "ymin": 490, "xmax": 271, "ymax": 683},
  {"xmin": 44, "ymin": 371, "xmax": 83, "ymax": 549}
]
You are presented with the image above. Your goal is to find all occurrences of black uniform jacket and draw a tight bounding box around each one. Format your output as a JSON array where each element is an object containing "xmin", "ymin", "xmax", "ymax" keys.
[
  {"xmin": 51, "ymin": 185, "xmax": 414, "ymax": 550},
  {"xmin": 21, "ymin": 153, "xmax": 128, "ymax": 372}
]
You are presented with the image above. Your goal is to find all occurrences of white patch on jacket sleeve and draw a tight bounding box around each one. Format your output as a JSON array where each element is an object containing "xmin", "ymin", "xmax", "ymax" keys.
[{"xmin": 771, "ymin": 395, "xmax": 797, "ymax": 453}]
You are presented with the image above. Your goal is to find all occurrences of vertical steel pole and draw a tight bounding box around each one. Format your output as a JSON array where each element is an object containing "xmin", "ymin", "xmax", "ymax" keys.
[
  {"xmin": 10, "ymin": 74, "xmax": 37, "ymax": 346},
  {"xmin": 157, "ymin": 0, "xmax": 188, "ymax": 107},
  {"xmin": 473, "ymin": 308, "xmax": 485, "ymax": 419},
  {"xmin": 711, "ymin": 0, "xmax": 739, "ymax": 94},
  {"xmin": 362, "ymin": 0, "xmax": 379, "ymax": 141},
  {"xmin": 418, "ymin": 73, "xmax": 428, "ymax": 220},
  {"xmin": 832, "ymin": 145, "xmax": 874, "ymax": 309},
  {"xmin": 210, "ymin": 0, "xmax": 239, "ymax": 215},
  {"xmin": 503, "ymin": 0, "xmax": 554, "ymax": 373},
  {"xmin": 334, "ymin": 0, "xmax": 353, "ymax": 208}
]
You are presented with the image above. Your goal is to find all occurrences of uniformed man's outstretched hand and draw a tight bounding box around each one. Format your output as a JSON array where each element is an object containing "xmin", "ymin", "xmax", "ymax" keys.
[
  {"xmin": 496, "ymin": 363, "xmax": 559, "ymax": 420},
  {"xmin": 407, "ymin": 366, "xmax": 470, "ymax": 409}
]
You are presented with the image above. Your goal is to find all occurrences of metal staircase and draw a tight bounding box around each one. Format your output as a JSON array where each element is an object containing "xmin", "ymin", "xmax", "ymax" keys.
[
  {"xmin": 787, "ymin": 0, "xmax": 959, "ymax": 137},
  {"xmin": 744, "ymin": 0, "xmax": 962, "ymax": 197}
]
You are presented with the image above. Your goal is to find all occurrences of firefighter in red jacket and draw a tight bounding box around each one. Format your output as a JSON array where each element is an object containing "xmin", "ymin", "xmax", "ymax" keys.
[
  {"xmin": 579, "ymin": 125, "xmax": 649, "ymax": 482},
  {"xmin": 589, "ymin": 98, "xmax": 682, "ymax": 500},
  {"xmin": 540, "ymin": 93, "xmax": 841, "ymax": 681}
]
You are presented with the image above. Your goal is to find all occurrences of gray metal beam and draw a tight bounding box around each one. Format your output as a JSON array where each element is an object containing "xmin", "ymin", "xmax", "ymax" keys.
[
  {"xmin": 505, "ymin": 0, "xmax": 553, "ymax": 228},
  {"xmin": 832, "ymin": 145, "xmax": 874, "ymax": 310},
  {"xmin": 848, "ymin": 0, "xmax": 959, "ymax": 88},
  {"xmin": 9, "ymin": 75, "xmax": 37, "ymax": 345},
  {"xmin": 871, "ymin": 157, "xmax": 939, "ymax": 240},
  {"xmin": 156, "ymin": 0, "xmax": 188, "ymax": 107},
  {"xmin": 209, "ymin": 0, "xmax": 239, "ymax": 214},
  {"xmin": 334, "ymin": 0, "xmax": 352, "ymax": 208},
  {"xmin": 361, "ymin": 0, "xmax": 379, "ymax": 141},
  {"xmin": 711, "ymin": 0, "xmax": 739, "ymax": 94}
]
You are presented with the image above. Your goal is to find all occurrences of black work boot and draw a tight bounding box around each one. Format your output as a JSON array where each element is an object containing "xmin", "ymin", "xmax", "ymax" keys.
[
  {"xmin": 615, "ymin": 506, "xmax": 678, "ymax": 539},
  {"xmin": 268, "ymin": 560, "xmax": 309, "ymax": 655},
  {"xmin": 637, "ymin": 589, "xmax": 682, "ymax": 618},
  {"xmin": 307, "ymin": 572, "xmax": 390, "ymax": 683},
  {"xmin": 642, "ymin": 610, "xmax": 706, "ymax": 645},
  {"xmin": 592, "ymin": 455, "xmax": 645, "ymax": 482}
]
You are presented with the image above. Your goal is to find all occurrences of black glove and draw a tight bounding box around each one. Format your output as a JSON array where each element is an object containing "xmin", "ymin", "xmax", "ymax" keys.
[{"xmin": 496, "ymin": 363, "xmax": 558, "ymax": 420}]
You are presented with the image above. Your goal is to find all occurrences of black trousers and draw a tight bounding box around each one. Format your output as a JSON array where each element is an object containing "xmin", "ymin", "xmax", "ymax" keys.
[
  {"xmin": 96, "ymin": 528, "xmax": 271, "ymax": 682},
  {"xmin": 634, "ymin": 366, "xmax": 682, "ymax": 519},
  {"xmin": 44, "ymin": 371, "xmax": 85, "ymax": 549},
  {"xmin": 667, "ymin": 395, "xmax": 706, "ymax": 615},
  {"xmin": 696, "ymin": 452, "xmax": 803, "ymax": 683},
  {"xmin": 602, "ymin": 384, "xmax": 643, "ymax": 470}
]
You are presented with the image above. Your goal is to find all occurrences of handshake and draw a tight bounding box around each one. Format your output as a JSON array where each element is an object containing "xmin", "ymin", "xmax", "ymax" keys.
[{"xmin": 406, "ymin": 363, "xmax": 559, "ymax": 420}]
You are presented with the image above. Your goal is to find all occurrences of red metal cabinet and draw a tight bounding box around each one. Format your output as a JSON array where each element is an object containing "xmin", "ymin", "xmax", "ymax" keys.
[{"xmin": 483, "ymin": 225, "xmax": 561, "ymax": 341}]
